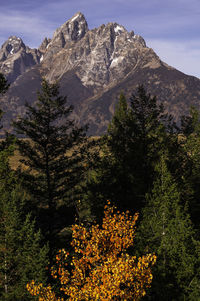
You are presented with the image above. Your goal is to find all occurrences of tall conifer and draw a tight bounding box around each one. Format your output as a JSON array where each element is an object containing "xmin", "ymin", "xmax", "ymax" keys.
[
  {"xmin": 0, "ymin": 144, "xmax": 48, "ymax": 300},
  {"xmin": 87, "ymin": 86, "xmax": 174, "ymax": 218},
  {"xmin": 137, "ymin": 156, "xmax": 200, "ymax": 300},
  {"xmin": 180, "ymin": 107, "xmax": 200, "ymax": 229},
  {"xmin": 13, "ymin": 79, "xmax": 88, "ymax": 259}
]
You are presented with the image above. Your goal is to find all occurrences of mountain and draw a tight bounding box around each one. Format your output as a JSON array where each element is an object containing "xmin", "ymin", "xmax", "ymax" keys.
[
  {"xmin": 0, "ymin": 36, "xmax": 41, "ymax": 83},
  {"xmin": 0, "ymin": 12, "xmax": 200, "ymax": 135}
]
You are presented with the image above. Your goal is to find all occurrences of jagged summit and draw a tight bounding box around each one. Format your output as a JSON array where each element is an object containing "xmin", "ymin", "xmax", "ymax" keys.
[
  {"xmin": 0, "ymin": 36, "xmax": 25, "ymax": 61},
  {"xmin": 0, "ymin": 36, "xmax": 41, "ymax": 82},
  {"xmin": 0, "ymin": 13, "xmax": 159, "ymax": 88},
  {"xmin": 38, "ymin": 37, "xmax": 51, "ymax": 53},
  {"xmin": 1, "ymin": 12, "xmax": 200, "ymax": 136},
  {"xmin": 53, "ymin": 11, "xmax": 88, "ymax": 42},
  {"xmin": 42, "ymin": 12, "xmax": 88, "ymax": 62},
  {"xmin": 41, "ymin": 15, "xmax": 148, "ymax": 87},
  {"xmin": 68, "ymin": 12, "xmax": 87, "ymax": 24}
]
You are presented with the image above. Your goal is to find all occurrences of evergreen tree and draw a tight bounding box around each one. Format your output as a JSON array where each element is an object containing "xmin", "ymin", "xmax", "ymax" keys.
[
  {"xmin": 137, "ymin": 156, "xmax": 200, "ymax": 300},
  {"xmin": 84, "ymin": 93, "xmax": 133, "ymax": 219},
  {"xmin": 87, "ymin": 86, "xmax": 176, "ymax": 219},
  {"xmin": 0, "ymin": 144, "xmax": 49, "ymax": 300},
  {"xmin": 0, "ymin": 74, "xmax": 48, "ymax": 299},
  {"xmin": 180, "ymin": 106, "xmax": 200, "ymax": 229},
  {"xmin": 13, "ymin": 79, "xmax": 89, "ymax": 259},
  {"xmin": 115, "ymin": 85, "xmax": 175, "ymax": 208}
]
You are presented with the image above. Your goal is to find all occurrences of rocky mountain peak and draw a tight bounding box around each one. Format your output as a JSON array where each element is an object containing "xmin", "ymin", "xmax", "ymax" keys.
[
  {"xmin": 0, "ymin": 36, "xmax": 41, "ymax": 82},
  {"xmin": 43, "ymin": 17, "xmax": 149, "ymax": 88},
  {"xmin": 64, "ymin": 12, "xmax": 88, "ymax": 40},
  {"xmin": 69, "ymin": 20, "xmax": 148, "ymax": 89},
  {"xmin": 42, "ymin": 12, "xmax": 88, "ymax": 62},
  {"xmin": 52, "ymin": 12, "xmax": 88, "ymax": 44},
  {"xmin": 113, "ymin": 23, "xmax": 126, "ymax": 35},
  {"xmin": 38, "ymin": 37, "xmax": 51, "ymax": 53},
  {"xmin": 0, "ymin": 36, "xmax": 25, "ymax": 62},
  {"xmin": 132, "ymin": 34, "xmax": 146, "ymax": 47},
  {"xmin": 1, "ymin": 12, "xmax": 199, "ymax": 136},
  {"xmin": 92, "ymin": 21, "xmax": 146, "ymax": 52}
]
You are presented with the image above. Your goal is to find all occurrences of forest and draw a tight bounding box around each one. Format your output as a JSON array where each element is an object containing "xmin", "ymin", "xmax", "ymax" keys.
[{"xmin": 0, "ymin": 73, "xmax": 200, "ymax": 300}]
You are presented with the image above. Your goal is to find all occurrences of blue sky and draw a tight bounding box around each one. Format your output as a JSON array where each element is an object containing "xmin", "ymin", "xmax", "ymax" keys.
[{"xmin": 0, "ymin": 0, "xmax": 200, "ymax": 78}]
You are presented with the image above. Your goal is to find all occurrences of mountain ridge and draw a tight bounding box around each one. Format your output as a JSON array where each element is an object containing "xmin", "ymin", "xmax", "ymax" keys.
[{"xmin": 0, "ymin": 12, "xmax": 200, "ymax": 135}]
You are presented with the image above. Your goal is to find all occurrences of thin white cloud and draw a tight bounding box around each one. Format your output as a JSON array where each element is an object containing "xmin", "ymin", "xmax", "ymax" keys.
[{"xmin": 0, "ymin": 9, "xmax": 57, "ymax": 47}]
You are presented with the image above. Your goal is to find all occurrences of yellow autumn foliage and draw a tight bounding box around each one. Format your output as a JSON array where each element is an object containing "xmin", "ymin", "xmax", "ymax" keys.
[{"xmin": 27, "ymin": 201, "xmax": 156, "ymax": 300}]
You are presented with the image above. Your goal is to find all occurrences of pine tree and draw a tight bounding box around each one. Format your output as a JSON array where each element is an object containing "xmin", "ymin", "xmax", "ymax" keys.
[
  {"xmin": 180, "ymin": 106, "xmax": 200, "ymax": 229},
  {"xmin": 87, "ymin": 86, "xmax": 175, "ymax": 219},
  {"xmin": 137, "ymin": 155, "xmax": 200, "ymax": 300},
  {"xmin": 0, "ymin": 144, "xmax": 49, "ymax": 300},
  {"xmin": 84, "ymin": 93, "xmax": 133, "ymax": 219},
  {"xmin": 13, "ymin": 79, "xmax": 89, "ymax": 259},
  {"xmin": 0, "ymin": 74, "xmax": 48, "ymax": 299}
]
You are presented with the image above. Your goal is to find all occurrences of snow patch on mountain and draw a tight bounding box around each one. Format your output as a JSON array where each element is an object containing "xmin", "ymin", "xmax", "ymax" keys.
[
  {"xmin": 110, "ymin": 56, "xmax": 125, "ymax": 67},
  {"xmin": 114, "ymin": 25, "xmax": 124, "ymax": 34},
  {"xmin": 70, "ymin": 12, "xmax": 81, "ymax": 22}
]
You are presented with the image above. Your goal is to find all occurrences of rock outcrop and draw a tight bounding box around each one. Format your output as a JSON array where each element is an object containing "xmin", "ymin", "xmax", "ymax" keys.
[
  {"xmin": 0, "ymin": 36, "xmax": 41, "ymax": 82},
  {"xmin": 0, "ymin": 12, "xmax": 200, "ymax": 135}
]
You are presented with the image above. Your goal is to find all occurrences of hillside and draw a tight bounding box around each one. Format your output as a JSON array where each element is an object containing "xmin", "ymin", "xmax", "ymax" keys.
[{"xmin": 0, "ymin": 12, "xmax": 200, "ymax": 135}]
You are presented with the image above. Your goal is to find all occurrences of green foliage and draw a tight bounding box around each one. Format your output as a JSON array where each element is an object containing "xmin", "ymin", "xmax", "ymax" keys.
[
  {"xmin": 13, "ymin": 79, "xmax": 87, "ymax": 205},
  {"xmin": 107, "ymin": 86, "xmax": 167, "ymax": 206},
  {"xmin": 86, "ymin": 86, "xmax": 176, "ymax": 221},
  {"xmin": 180, "ymin": 106, "xmax": 200, "ymax": 229},
  {"xmin": 0, "ymin": 78, "xmax": 199, "ymax": 300},
  {"xmin": 181, "ymin": 106, "xmax": 199, "ymax": 137},
  {"xmin": 137, "ymin": 156, "xmax": 200, "ymax": 300},
  {"xmin": 0, "ymin": 143, "xmax": 49, "ymax": 300},
  {"xmin": 13, "ymin": 79, "xmax": 89, "ymax": 259}
]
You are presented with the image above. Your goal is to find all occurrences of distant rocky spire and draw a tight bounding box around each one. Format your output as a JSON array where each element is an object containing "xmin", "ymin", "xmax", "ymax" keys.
[
  {"xmin": 38, "ymin": 37, "xmax": 51, "ymax": 53},
  {"xmin": 0, "ymin": 36, "xmax": 41, "ymax": 82},
  {"xmin": 52, "ymin": 12, "xmax": 88, "ymax": 45},
  {"xmin": 0, "ymin": 36, "xmax": 26, "ymax": 61},
  {"xmin": 42, "ymin": 12, "xmax": 89, "ymax": 61}
]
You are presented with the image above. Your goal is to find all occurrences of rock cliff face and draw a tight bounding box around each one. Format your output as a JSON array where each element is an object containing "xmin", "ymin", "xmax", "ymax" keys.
[
  {"xmin": 41, "ymin": 13, "xmax": 149, "ymax": 90},
  {"xmin": 0, "ymin": 36, "xmax": 41, "ymax": 82},
  {"xmin": 0, "ymin": 12, "xmax": 200, "ymax": 135}
]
